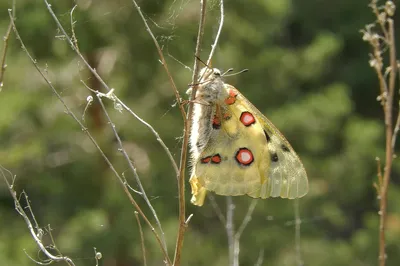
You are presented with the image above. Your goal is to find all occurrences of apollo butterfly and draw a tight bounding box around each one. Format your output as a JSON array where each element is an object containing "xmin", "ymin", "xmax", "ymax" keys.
[{"xmin": 188, "ymin": 67, "xmax": 309, "ymax": 206}]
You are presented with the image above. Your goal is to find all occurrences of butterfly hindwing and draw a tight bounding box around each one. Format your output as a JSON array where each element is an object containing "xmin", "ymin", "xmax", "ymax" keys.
[{"xmin": 189, "ymin": 68, "xmax": 308, "ymax": 206}]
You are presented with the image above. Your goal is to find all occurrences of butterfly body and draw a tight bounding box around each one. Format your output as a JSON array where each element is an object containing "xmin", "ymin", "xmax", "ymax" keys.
[{"xmin": 189, "ymin": 68, "xmax": 308, "ymax": 206}]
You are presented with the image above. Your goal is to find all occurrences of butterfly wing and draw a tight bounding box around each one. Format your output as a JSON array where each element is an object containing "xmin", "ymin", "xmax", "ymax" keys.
[
  {"xmin": 189, "ymin": 75, "xmax": 308, "ymax": 206},
  {"xmin": 232, "ymin": 85, "xmax": 309, "ymax": 199}
]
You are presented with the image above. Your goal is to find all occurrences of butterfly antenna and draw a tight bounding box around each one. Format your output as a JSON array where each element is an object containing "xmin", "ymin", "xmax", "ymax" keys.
[
  {"xmin": 222, "ymin": 68, "xmax": 234, "ymax": 76},
  {"xmin": 195, "ymin": 56, "xmax": 211, "ymax": 68},
  {"xmin": 193, "ymin": 56, "xmax": 213, "ymax": 82},
  {"xmin": 223, "ymin": 68, "xmax": 249, "ymax": 77}
]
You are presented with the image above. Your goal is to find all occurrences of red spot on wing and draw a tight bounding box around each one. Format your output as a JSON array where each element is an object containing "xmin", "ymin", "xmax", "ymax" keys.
[
  {"xmin": 201, "ymin": 154, "xmax": 222, "ymax": 164},
  {"xmin": 212, "ymin": 115, "xmax": 221, "ymax": 129},
  {"xmin": 229, "ymin": 89, "xmax": 238, "ymax": 97},
  {"xmin": 240, "ymin": 111, "xmax": 256, "ymax": 126},
  {"xmin": 223, "ymin": 112, "xmax": 232, "ymax": 120},
  {"xmin": 235, "ymin": 148, "xmax": 254, "ymax": 166},
  {"xmin": 211, "ymin": 154, "xmax": 222, "ymax": 164},
  {"xmin": 225, "ymin": 89, "xmax": 238, "ymax": 105},
  {"xmin": 201, "ymin": 156, "xmax": 211, "ymax": 164}
]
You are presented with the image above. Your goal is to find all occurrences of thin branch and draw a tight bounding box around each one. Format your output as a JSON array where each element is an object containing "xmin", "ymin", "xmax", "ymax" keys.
[
  {"xmin": 379, "ymin": 17, "xmax": 396, "ymax": 266},
  {"xmin": 370, "ymin": 0, "xmax": 389, "ymax": 39},
  {"xmin": 363, "ymin": 2, "xmax": 398, "ymax": 266},
  {"xmin": 23, "ymin": 250, "xmax": 52, "ymax": 265},
  {"xmin": 254, "ymin": 249, "xmax": 264, "ymax": 266},
  {"xmin": 81, "ymin": 80, "xmax": 179, "ymax": 178},
  {"xmin": 44, "ymin": 0, "xmax": 109, "ymax": 92},
  {"xmin": 8, "ymin": 11, "xmax": 171, "ymax": 264},
  {"xmin": 135, "ymin": 211, "xmax": 148, "ymax": 266},
  {"xmin": 0, "ymin": 1, "xmax": 16, "ymax": 90},
  {"xmin": 45, "ymin": 0, "xmax": 179, "ymax": 179},
  {"xmin": 114, "ymin": 97, "xmax": 179, "ymax": 176},
  {"xmin": 207, "ymin": 193, "xmax": 226, "ymax": 225},
  {"xmin": 234, "ymin": 200, "xmax": 258, "ymax": 240},
  {"xmin": 1, "ymin": 166, "xmax": 76, "ymax": 266},
  {"xmin": 294, "ymin": 199, "xmax": 304, "ymax": 266},
  {"xmin": 167, "ymin": 52, "xmax": 192, "ymax": 72},
  {"xmin": 173, "ymin": 0, "xmax": 208, "ymax": 264},
  {"xmin": 206, "ymin": 0, "xmax": 224, "ymax": 65},
  {"xmin": 94, "ymin": 93, "xmax": 170, "ymax": 264},
  {"xmin": 232, "ymin": 199, "xmax": 258, "ymax": 266},
  {"xmin": 70, "ymin": 5, "xmax": 80, "ymax": 52},
  {"xmin": 391, "ymin": 65, "xmax": 400, "ymax": 149},
  {"xmin": 226, "ymin": 197, "xmax": 235, "ymax": 266},
  {"xmin": 391, "ymin": 105, "xmax": 400, "ymax": 150},
  {"xmin": 130, "ymin": 0, "xmax": 186, "ymax": 119},
  {"xmin": 374, "ymin": 157, "xmax": 383, "ymax": 196},
  {"xmin": 46, "ymin": 224, "xmax": 63, "ymax": 256}
]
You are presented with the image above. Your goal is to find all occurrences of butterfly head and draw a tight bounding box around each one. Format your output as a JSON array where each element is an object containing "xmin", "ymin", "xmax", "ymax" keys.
[
  {"xmin": 199, "ymin": 67, "xmax": 223, "ymax": 83},
  {"xmin": 196, "ymin": 68, "xmax": 227, "ymax": 103}
]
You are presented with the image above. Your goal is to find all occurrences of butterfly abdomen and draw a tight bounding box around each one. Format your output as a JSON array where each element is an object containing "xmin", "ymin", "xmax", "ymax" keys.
[
  {"xmin": 189, "ymin": 75, "xmax": 227, "ymax": 159},
  {"xmin": 190, "ymin": 103, "xmax": 213, "ymax": 159}
]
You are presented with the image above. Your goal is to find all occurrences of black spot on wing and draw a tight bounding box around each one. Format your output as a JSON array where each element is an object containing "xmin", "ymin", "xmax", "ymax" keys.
[
  {"xmin": 264, "ymin": 130, "xmax": 271, "ymax": 142},
  {"xmin": 271, "ymin": 153, "xmax": 279, "ymax": 162},
  {"xmin": 281, "ymin": 144, "xmax": 290, "ymax": 152}
]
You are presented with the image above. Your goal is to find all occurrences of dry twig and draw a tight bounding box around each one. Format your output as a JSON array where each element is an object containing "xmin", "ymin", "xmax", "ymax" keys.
[
  {"xmin": 135, "ymin": 211, "xmax": 148, "ymax": 266},
  {"xmin": 226, "ymin": 197, "xmax": 258, "ymax": 266},
  {"xmin": 1, "ymin": 166, "xmax": 76, "ymax": 266},
  {"xmin": 294, "ymin": 199, "xmax": 304, "ymax": 266},
  {"xmin": 0, "ymin": 1, "xmax": 15, "ymax": 90},
  {"xmin": 173, "ymin": 0, "xmax": 208, "ymax": 263},
  {"xmin": 361, "ymin": 1, "xmax": 398, "ymax": 265}
]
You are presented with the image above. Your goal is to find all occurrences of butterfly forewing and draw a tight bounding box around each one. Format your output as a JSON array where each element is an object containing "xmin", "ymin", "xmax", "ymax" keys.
[{"xmin": 234, "ymin": 87, "xmax": 309, "ymax": 199}]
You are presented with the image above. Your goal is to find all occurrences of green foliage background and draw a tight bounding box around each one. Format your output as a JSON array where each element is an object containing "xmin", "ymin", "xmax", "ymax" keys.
[{"xmin": 1, "ymin": 0, "xmax": 400, "ymax": 265}]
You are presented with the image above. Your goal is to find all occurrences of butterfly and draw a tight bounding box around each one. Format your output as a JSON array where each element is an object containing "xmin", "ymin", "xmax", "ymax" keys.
[{"xmin": 188, "ymin": 67, "xmax": 309, "ymax": 206}]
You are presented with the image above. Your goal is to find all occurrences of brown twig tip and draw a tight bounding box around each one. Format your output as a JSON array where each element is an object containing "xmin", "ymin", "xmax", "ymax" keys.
[
  {"xmin": 0, "ymin": 3, "xmax": 16, "ymax": 91},
  {"xmin": 135, "ymin": 211, "xmax": 147, "ymax": 266},
  {"xmin": 364, "ymin": 1, "xmax": 398, "ymax": 265}
]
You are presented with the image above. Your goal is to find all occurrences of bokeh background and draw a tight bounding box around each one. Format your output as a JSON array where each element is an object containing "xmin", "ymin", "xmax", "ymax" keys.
[{"xmin": 1, "ymin": 0, "xmax": 400, "ymax": 265}]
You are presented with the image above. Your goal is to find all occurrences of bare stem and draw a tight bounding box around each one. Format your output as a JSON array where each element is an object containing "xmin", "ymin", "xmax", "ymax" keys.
[
  {"xmin": 364, "ymin": 2, "xmax": 398, "ymax": 265},
  {"xmin": 173, "ymin": 0, "xmax": 208, "ymax": 264},
  {"xmin": 379, "ymin": 17, "xmax": 396, "ymax": 266},
  {"xmin": 233, "ymin": 200, "xmax": 258, "ymax": 266},
  {"xmin": 207, "ymin": 193, "xmax": 227, "ymax": 225},
  {"xmin": 254, "ymin": 249, "xmax": 264, "ymax": 266},
  {"xmin": 135, "ymin": 211, "xmax": 148, "ymax": 266},
  {"xmin": 370, "ymin": 0, "xmax": 389, "ymax": 39},
  {"xmin": 206, "ymin": 0, "xmax": 224, "ymax": 65},
  {"xmin": 235, "ymin": 200, "xmax": 258, "ymax": 240},
  {"xmin": 294, "ymin": 199, "xmax": 304, "ymax": 266},
  {"xmin": 130, "ymin": 0, "xmax": 186, "ymax": 119},
  {"xmin": 94, "ymin": 94, "xmax": 170, "ymax": 264},
  {"xmin": 226, "ymin": 197, "xmax": 235, "ymax": 266},
  {"xmin": 391, "ymin": 67, "xmax": 400, "ymax": 149},
  {"xmin": 114, "ymin": 97, "xmax": 179, "ymax": 176},
  {"xmin": 0, "ymin": 1, "xmax": 16, "ymax": 90}
]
